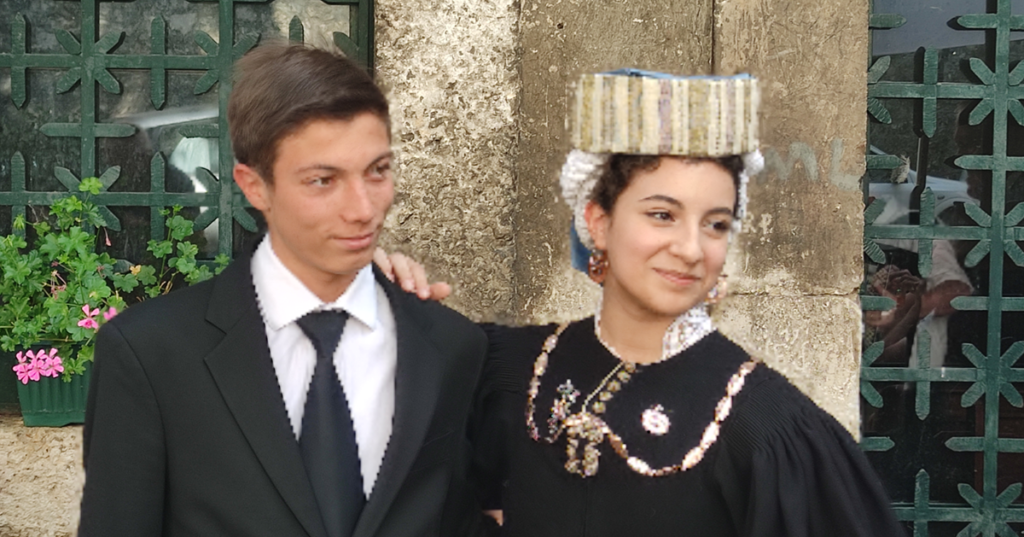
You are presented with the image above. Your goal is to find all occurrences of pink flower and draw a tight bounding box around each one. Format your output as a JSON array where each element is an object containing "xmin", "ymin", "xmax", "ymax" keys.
[
  {"xmin": 35, "ymin": 348, "xmax": 62, "ymax": 377},
  {"xmin": 48, "ymin": 353, "xmax": 64, "ymax": 376},
  {"xmin": 13, "ymin": 362, "xmax": 31, "ymax": 384},
  {"xmin": 27, "ymin": 351, "xmax": 43, "ymax": 380},
  {"xmin": 36, "ymin": 356, "xmax": 54, "ymax": 377},
  {"xmin": 13, "ymin": 350, "xmax": 33, "ymax": 384},
  {"xmin": 78, "ymin": 304, "xmax": 100, "ymax": 329},
  {"xmin": 12, "ymin": 349, "xmax": 63, "ymax": 383},
  {"xmin": 102, "ymin": 307, "xmax": 118, "ymax": 321},
  {"xmin": 19, "ymin": 350, "xmax": 42, "ymax": 383}
]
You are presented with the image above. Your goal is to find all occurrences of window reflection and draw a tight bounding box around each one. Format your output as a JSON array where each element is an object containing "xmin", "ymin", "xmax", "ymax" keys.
[{"xmin": 862, "ymin": 1, "xmax": 1024, "ymax": 530}]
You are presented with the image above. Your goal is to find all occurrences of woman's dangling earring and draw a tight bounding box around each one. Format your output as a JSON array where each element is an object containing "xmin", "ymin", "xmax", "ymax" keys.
[
  {"xmin": 705, "ymin": 274, "xmax": 728, "ymax": 305},
  {"xmin": 588, "ymin": 250, "xmax": 608, "ymax": 284}
]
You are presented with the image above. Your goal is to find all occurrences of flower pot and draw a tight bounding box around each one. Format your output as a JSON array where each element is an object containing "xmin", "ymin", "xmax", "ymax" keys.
[
  {"xmin": 15, "ymin": 362, "xmax": 90, "ymax": 427},
  {"xmin": 0, "ymin": 353, "xmax": 19, "ymax": 413}
]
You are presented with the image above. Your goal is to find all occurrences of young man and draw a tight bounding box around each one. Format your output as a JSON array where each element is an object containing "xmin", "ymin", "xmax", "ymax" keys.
[{"xmin": 79, "ymin": 44, "xmax": 491, "ymax": 537}]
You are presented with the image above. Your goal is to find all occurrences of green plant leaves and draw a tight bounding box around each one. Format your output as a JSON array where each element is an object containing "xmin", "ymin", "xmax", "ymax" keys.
[
  {"xmin": 147, "ymin": 239, "xmax": 173, "ymax": 258},
  {"xmin": 166, "ymin": 214, "xmax": 194, "ymax": 241},
  {"xmin": 135, "ymin": 265, "xmax": 157, "ymax": 286},
  {"xmin": 1, "ymin": 191, "xmax": 214, "ymax": 377},
  {"xmin": 112, "ymin": 272, "xmax": 139, "ymax": 293},
  {"xmin": 78, "ymin": 176, "xmax": 102, "ymax": 195}
]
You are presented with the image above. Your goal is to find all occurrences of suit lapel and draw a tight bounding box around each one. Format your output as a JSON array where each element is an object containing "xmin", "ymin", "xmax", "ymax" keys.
[
  {"xmin": 353, "ymin": 269, "xmax": 447, "ymax": 537},
  {"xmin": 203, "ymin": 257, "xmax": 327, "ymax": 537}
]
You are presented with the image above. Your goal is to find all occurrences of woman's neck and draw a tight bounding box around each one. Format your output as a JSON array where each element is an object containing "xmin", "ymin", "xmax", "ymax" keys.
[{"xmin": 596, "ymin": 292, "xmax": 677, "ymax": 365}]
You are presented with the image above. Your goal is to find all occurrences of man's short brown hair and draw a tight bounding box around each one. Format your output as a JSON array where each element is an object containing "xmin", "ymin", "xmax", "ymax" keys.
[{"xmin": 228, "ymin": 43, "xmax": 390, "ymax": 182}]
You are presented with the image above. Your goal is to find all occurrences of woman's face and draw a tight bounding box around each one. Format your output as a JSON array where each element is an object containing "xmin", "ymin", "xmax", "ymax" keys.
[{"xmin": 586, "ymin": 157, "xmax": 736, "ymax": 321}]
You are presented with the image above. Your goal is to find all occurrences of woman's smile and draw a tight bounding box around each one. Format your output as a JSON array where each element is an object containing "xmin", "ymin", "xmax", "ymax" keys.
[{"xmin": 653, "ymin": 268, "xmax": 701, "ymax": 288}]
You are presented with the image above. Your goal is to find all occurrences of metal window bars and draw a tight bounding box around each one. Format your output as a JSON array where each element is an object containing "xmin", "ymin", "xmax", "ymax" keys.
[
  {"xmin": 862, "ymin": 1, "xmax": 1024, "ymax": 535},
  {"xmin": 0, "ymin": 0, "xmax": 373, "ymax": 257}
]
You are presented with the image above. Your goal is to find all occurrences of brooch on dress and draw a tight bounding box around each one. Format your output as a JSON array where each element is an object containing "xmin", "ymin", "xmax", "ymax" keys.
[
  {"xmin": 641, "ymin": 405, "xmax": 671, "ymax": 436},
  {"xmin": 549, "ymin": 380, "xmax": 580, "ymax": 437}
]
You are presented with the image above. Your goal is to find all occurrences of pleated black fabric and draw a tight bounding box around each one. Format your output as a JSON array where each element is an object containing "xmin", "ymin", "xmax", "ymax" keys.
[{"xmin": 471, "ymin": 320, "xmax": 906, "ymax": 537}]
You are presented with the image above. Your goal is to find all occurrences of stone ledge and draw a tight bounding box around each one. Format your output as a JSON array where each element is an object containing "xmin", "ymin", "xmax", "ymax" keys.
[{"xmin": 0, "ymin": 415, "xmax": 83, "ymax": 537}]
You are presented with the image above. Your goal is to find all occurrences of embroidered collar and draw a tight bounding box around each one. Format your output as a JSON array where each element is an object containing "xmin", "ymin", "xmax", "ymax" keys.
[{"xmin": 593, "ymin": 300, "xmax": 716, "ymax": 363}]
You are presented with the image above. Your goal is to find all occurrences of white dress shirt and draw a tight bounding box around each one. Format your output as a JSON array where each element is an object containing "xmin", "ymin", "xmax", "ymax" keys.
[{"xmin": 251, "ymin": 236, "xmax": 397, "ymax": 497}]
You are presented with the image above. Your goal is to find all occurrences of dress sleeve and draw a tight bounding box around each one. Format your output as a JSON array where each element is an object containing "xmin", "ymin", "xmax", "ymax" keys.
[
  {"xmin": 469, "ymin": 323, "xmax": 551, "ymax": 510},
  {"xmin": 715, "ymin": 372, "xmax": 905, "ymax": 537}
]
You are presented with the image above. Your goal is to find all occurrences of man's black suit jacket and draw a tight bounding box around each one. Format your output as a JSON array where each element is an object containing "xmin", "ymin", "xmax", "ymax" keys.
[{"xmin": 79, "ymin": 254, "xmax": 491, "ymax": 537}]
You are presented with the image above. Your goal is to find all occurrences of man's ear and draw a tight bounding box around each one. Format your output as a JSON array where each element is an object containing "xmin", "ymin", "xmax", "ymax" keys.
[
  {"xmin": 584, "ymin": 200, "xmax": 609, "ymax": 251},
  {"xmin": 233, "ymin": 163, "xmax": 271, "ymax": 212}
]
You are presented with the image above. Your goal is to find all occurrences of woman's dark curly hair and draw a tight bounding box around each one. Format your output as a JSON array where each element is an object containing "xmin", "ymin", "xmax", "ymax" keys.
[{"xmin": 590, "ymin": 154, "xmax": 745, "ymax": 214}]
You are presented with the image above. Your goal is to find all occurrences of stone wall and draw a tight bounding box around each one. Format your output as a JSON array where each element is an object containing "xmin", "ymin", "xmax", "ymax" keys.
[
  {"xmin": 376, "ymin": 0, "xmax": 522, "ymax": 322},
  {"xmin": 0, "ymin": 416, "xmax": 83, "ymax": 536},
  {"xmin": 714, "ymin": 0, "xmax": 869, "ymax": 432},
  {"xmin": 376, "ymin": 0, "xmax": 869, "ymax": 432},
  {"xmin": 0, "ymin": 0, "xmax": 870, "ymax": 533}
]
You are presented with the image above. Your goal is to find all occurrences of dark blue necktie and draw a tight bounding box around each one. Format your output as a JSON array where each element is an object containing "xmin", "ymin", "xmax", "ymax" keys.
[{"xmin": 296, "ymin": 310, "xmax": 365, "ymax": 537}]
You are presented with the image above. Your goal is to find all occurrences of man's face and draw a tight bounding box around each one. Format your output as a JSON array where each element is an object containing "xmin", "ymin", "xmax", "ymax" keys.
[{"xmin": 235, "ymin": 113, "xmax": 394, "ymax": 300}]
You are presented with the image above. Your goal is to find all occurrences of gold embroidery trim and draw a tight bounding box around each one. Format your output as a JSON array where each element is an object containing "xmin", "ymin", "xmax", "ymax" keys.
[
  {"xmin": 526, "ymin": 323, "xmax": 569, "ymax": 442},
  {"xmin": 526, "ymin": 323, "xmax": 760, "ymax": 478}
]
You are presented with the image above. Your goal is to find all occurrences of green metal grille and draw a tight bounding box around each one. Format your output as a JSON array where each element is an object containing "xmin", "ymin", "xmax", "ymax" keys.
[
  {"xmin": 0, "ymin": 0, "xmax": 373, "ymax": 252},
  {"xmin": 861, "ymin": 1, "xmax": 1024, "ymax": 535},
  {"xmin": 0, "ymin": 0, "xmax": 373, "ymax": 411}
]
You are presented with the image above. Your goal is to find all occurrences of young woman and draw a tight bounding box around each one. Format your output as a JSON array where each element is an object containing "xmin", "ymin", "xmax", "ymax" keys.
[{"xmin": 385, "ymin": 71, "xmax": 903, "ymax": 536}]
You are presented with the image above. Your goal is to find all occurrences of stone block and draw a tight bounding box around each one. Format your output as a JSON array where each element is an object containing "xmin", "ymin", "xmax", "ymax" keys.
[
  {"xmin": 715, "ymin": 294, "xmax": 864, "ymax": 435},
  {"xmin": 716, "ymin": 0, "xmax": 869, "ymax": 296},
  {"xmin": 375, "ymin": 0, "xmax": 522, "ymax": 321},
  {"xmin": 0, "ymin": 417, "xmax": 82, "ymax": 537}
]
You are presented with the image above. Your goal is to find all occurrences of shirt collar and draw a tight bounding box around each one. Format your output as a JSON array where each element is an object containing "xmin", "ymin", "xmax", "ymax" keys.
[{"xmin": 252, "ymin": 235, "xmax": 380, "ymax": 332}]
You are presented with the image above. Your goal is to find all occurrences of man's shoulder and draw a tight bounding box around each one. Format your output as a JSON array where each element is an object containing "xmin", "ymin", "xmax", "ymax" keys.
[
  {"xmin": 403, "ymin": 293, "xmax": 482, "ymax": 335},
  {"xmin": 102, "ymin": 258, "xmax": 258, "ymax": 354},
  {"xmin": 410, "ymin": 295, "xmax": 475, "ymax": 327},
  {"xmin": 383, "ymin": 281, "xmax": 486, "ymax": 353}
]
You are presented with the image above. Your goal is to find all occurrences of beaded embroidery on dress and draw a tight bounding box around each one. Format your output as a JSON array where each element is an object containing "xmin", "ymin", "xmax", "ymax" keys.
[{"xmin": 527, "ymin": 317, "xmax": 759, "ymax": 478}]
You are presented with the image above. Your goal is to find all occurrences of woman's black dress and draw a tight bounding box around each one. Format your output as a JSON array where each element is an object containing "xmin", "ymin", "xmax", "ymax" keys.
[{"xmin": 472, "ymin": 319, "xmax": 905, "ymax": 537}]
